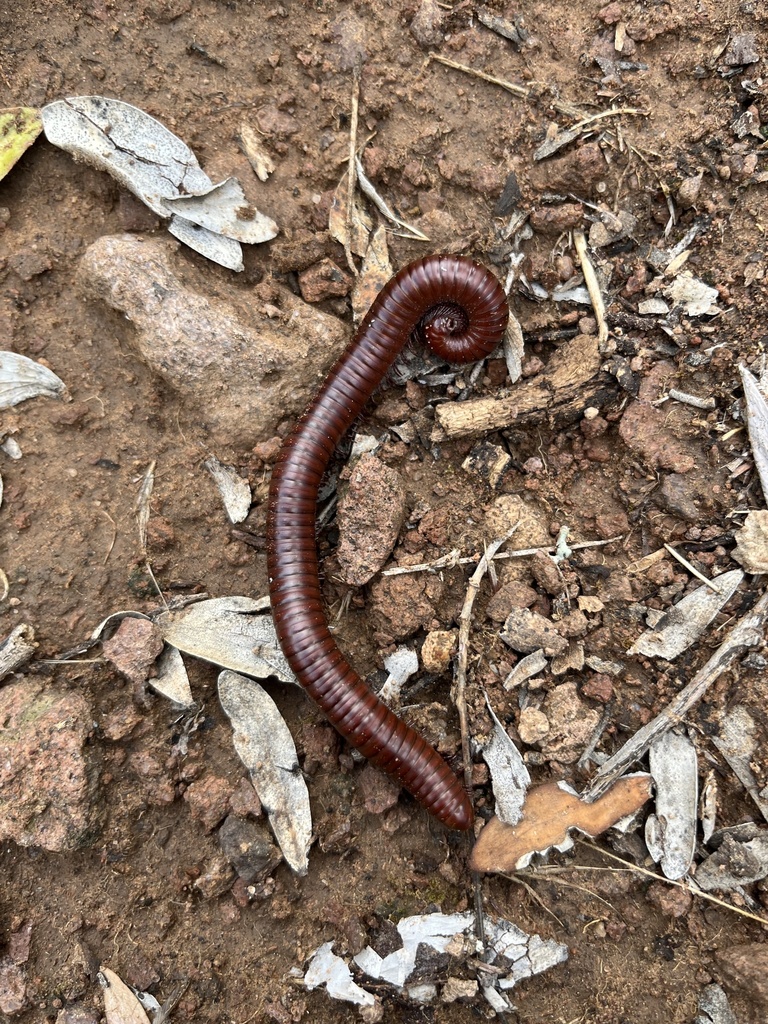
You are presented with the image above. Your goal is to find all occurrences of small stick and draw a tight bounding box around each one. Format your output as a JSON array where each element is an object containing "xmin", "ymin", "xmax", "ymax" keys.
[
  {"xmin": 666, "ymin": 388, "xmax": 717, "ymax": 411},
  {"xmin": 344, "ymin": 64, "xmax": 361, "ymax": 276},
  {"xmin": 584, "ymin": 588, "xmax": 768, "ymax": 801},
  {"xmin": 573, "ymin": 230, "xmax": 609, "ymax": 351},
  {"xmin": 575, "ymin": 839, "xmax": 768, "ymax": 928},
  {"xmin": 663, "ymin": 543, "xmax": 721, "ymax": 594},
  {"xmin": 380, "ymin": 536, "xmax": 623, "ymax": 576},
  {"xmin": 134, "ymin": 459, "xmax": 156, "ymax": 554},
  {"xmin": 454, "ymin": 527, "xmax": 518, "ymax": 945}
]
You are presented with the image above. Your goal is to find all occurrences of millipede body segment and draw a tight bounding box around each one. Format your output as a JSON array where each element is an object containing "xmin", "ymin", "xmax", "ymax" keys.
[{"xmin": 266, "ymin": 254, "xmax": 509, "ymax": 830}]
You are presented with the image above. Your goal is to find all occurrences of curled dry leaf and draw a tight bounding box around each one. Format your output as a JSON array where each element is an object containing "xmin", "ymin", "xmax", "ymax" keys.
[
  {"xmin": 239, "ymin": 122, "xmax": 275, "ymax": 181},
  {"xmin": 645, "ymin": 730, "xmax": 698, "ymax": 880},
  {"xmin": 218, "ymin": 669, "xmax": 311, "ymax": 874},
  {"xmin": 329, "ymin": 169, "xmax": 372, "ymax": 256},
  {"xmin": 165, "ymin": 175, "xmax": 278, "ymax": 245},
  {"xmin": 150, "ymin": 644, "xmax": 194, "ymax": 708},
  {"xmin": 470, "ymin": 775, "xmax": 653, "ymax": 873},
  {"xmin": 204, "ymin": 456, "xmax": 252, "ymax": 524},
  {"xmin": 166, "ymin": 213, "xmax": 245, "ymax": 272},
  {"xmin": 99, "ymin": 967, "xmax": 151, "ymax": 1024},
  {"xmin": 0, "ymin": 351, "xmax": 66, "ymax": 410},
  {"xmin": 0, "ymin": 107, "xmax": 43, "ymax": 182},
  {"xmin": 628, "ymin": 569, "xmax": 743, "ymax": 660}
]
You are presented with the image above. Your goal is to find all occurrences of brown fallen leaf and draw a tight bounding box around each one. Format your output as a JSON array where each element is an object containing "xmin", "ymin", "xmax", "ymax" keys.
[{"xmin": 470, "ymin": 775, "xmax": 653, "ymax": 873}]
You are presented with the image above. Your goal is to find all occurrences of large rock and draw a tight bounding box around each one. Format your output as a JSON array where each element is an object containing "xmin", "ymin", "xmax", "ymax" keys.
[
  {"xmin": 77, "ymin": 235, "xmax": 349, "ymax": 446},
  {"xmin": 0, "ymin": 680, "xmax": 101, "ymax": 851}
]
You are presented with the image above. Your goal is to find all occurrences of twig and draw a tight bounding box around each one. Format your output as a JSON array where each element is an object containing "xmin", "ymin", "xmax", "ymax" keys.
[
  {"xmin": 454, "ymin": 527, "xmax": 518, "ymax": 944},
  {"xmin": 584, "ymin": 588, "xmax": 768, "ymax": 801},
  {"xmin": 663, "ymin": 543, "xmax": 721, "ymax": 594},
  {"xmin": 380, "ymin": 536, "xmax": 623, "ymax": 576},
  {"xmin": 666, "ymin": 388, "xmax": 717, "ymax": 411},
  {"xmin": 344, "ymin": 65, "xmax": 361, "ymax": 276},
  {"xmin": 573, "ymin": 230, "xmax": 609, "ymax": 351},
  {"xmin": 576, "ymin": 839, "xmax": 768, "ymax": 928},
  {"xmin": 134, "ymin": 460, "xmax": 156, "ymax": 555}
]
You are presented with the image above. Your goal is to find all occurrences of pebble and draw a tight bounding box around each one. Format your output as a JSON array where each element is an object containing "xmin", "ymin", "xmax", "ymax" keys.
[
  {"xmin": 717, "ymin": 942, "xmax": 768, "ymax": 1018},
  {"xmin": 485, "ymin": 581, "xmax": 538, "ymax": 623},
  {"xmin": 336, "ymin": 455, "xmax": 406, "ymax": 585},
  {"xmin": 183, "ymin": 774, "xmax": 232, "ymax": 832},
  {"xmin": 518, "ymin": 707, "xmax": 550, "ymax": 745},
  {"xmin": 421, "ymin": 629, "xmax": 457, "ymax": 673},
  {"xmin": 0, "ymin": 959, "xmax": 27, "ymax": 1016},
  {"xmin": 500, "ymin": 608, "xmax": 568, "ymax": 656},
  {"xmin": 618, "ymin": 401, "xmax": 696, "ymax": 473},
  {"xmin": 441, "ymin": 978, "xmax": 478, "ymax": 1003},
  {"xmin": 218, "ymin": 814, "xmax": 281, "ymax": 882},
  {"xmin": 357, "ymin": 763, "xmax": 401, "ymax": 814},
  {"xmin": 298, "ymin": 258, "xmax": 353, "ymax": 302},
  {"xmin": 0, "ymin": 680, "xmax": 101, "ymax": 851},
  {"xmin": 529, "ymin": 550, "xmax": 564, "ymax": 596},
  {"xmin": 539, "ymin": 682, "xmax": 601, "ymax": 764},
  {"xmin": 101, "ymin": 617, "xmax": 164, "ymax": 688},
  {"xmin": 409, "ymin": 0, "xmax": 445, "ymax": 47}
]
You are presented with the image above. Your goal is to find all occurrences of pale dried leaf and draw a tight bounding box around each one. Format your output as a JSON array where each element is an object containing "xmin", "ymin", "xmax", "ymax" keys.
[
  {"xmin": 695, "ymin": 823, "xmax": 768, "ymax": 891},
  {"xmin": 354, "ymin": 913, "xmax": 473, "ymax": 988},
  {"xmin": 352, "ymin": 224, "xmax": 391, "ymax": 323},
  {"xmin": 218, "ymin": 669, "xmax": 311, "ymax": 874},
  {"xmin": 204, "ymin": 456, "xmax": 252, "ymax": 524},
  {"xmin": 503, "ymin": 648, "xmax": 547, "ymax": 690},
  {"xmin": 305, "ymin": 943, "xmax": 375, "ymax": 1007},
  {"xmin": 155, "ymin": 596, "xmax": 297, "ymax": 684},
  {"xmin": 0, "ymin": 351, "xmax": 66, "ymax": 409},
  {"xmin": 481, "ymin": 699, "xmax": 531, "ymax": 824},
  {"xmin": 663, "ymin": 272, "xmax": 719, "ymax": 316},
  {"xmin": 99, "ymin": 967, "xmax": 151, "ymax": 1024},
  {"xmin": 166, "ymin": 215, "xmax": 244, "ymax": 272},
  {"xmin": 502, "ymin": 313, "xmax": 525, "ymax": 384},
  {"xmin": 711, "ymin": 706, "xmax": 768, "ymax": 822},
  {"xmin": 645, "ymin": 730, "xmax": 698, "ymax": 880},
  {"xmin": 378, "ymin": 646, "xmax": 418, "ymax": 705},
  {"xmin": 470, "ymin": 775, "xmax": 653, "ymax": 873},
  {"xmin": 134, "ymin": 461, "xmax": 155, "ymax": 553},
  {"xmin": 628, "ymin": 568, "xmax": 743, "ymax": 659},
  {"xmin": 739, "ymin": 364, "xmax": 768, "ymax": 505},
  {"xmin": 239, "ymin": 123, "xmax": 275, "ymax": 181},
  {"xmin": 354, "ymin": 156, "xmax": 429, "ymax": 241},
  {"xmin": 329, "ymin": 170, "xmax": 372, "ymax": 256},
  {"xmin": 733, "ymin": 510, "xmax": 768, "ymax": 574},
  {"xmin": 165, "ymin": 176, "xmax": 278, "ymax": 245},
  {"xmin": 149, "ymin": 645, "xmax": 194, "ymax": 708}
]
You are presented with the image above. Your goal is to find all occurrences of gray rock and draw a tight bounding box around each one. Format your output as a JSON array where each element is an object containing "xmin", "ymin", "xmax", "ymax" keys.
[
  {"xmin": 337, "ymin": 455, "xmax": 406, "ymax": 586},
  {"xmin": 218, "ymin": 813, "xmax": 282, "ymax": 882},
  {"xmin": 77, "ymin": 235, "xmax": 348, "ymax": 447}
]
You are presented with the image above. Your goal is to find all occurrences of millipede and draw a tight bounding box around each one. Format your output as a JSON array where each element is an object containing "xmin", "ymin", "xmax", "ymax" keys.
[{"xmin": 266, "ymin": 254, "xmax": 509, "ymax": 830}]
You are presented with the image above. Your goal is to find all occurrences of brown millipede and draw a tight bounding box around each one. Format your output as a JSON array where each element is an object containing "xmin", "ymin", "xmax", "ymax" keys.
[{"xmin": 266, "ymin": 254, "xmax": 509, "ymax": 830}]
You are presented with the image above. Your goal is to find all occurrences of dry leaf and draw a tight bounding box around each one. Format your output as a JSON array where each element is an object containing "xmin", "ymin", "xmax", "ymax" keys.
[
  {"xmin": 470, "ymin": 775, "xmax": 653, "ymax": 873},
  {"xmin": 99, "ymin": 967, "xmax": 151, "ymax": 1024},
  {"xmin": 351, "ymin": 224, "xmax": 391, "ymax": 323}
]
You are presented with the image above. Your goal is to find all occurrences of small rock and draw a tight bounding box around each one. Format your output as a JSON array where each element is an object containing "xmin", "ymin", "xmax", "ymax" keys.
[
  {"xmin": 8, "ymin": 922, "xmax": 32, "ymax": 966},
  {"xmin": 646, "ymin": 881, "xmax": 692, "ymax": 918},
  {"xmin": 298, "ymin": 258, "xmax": 353, "ymax": 303},
  {"xmin": 581, "ymin": 673, "xmax": 613, "ymax": 703},
  {"xmin": 101, "ymin": 617, "xmax": 164, "ymax": 687},
  {"xmin": 717, "ymin": 943, "xmax": 768, "ymax": 1022},
  {"xmin": 0, "ymin": 958, "xmax": 27, "ymax": 1016},
  {"xmin": 486, "ymin": 581, "xmax": 538, "ymax": 623},
  {"xmin": 337, "ymin": 455, "xmax": 406, "ymax": 585},
  {"xmin": 441, "ymin": 977, "xmax": 478, "ymax": 1003},
  {"xmin": 254, "ymin": 436, "xmax": 283, "ymax": 463},
  {"xmin": 409, "ymin": 0, "xmax": 445, "ymax": 47},
  {"xmin": 500, "ymin": 609, "xmax": 568, "ymax": 656},
  {"xmin": 676, "ymin": 173, "xmax": 703, "ymax": 209},
  {"xmin": 184, "ymin": 774, "xmax": 232, "ymax": 832},
  {"xmin": 619, "ymin": 401, "xmax": 696, "ymax": 473},
  {"xmin": 733, "ymin": 511, "xmax": 768, "ymax": 574},
  {"xmin": 721, "ymin": 33, "xmax": 759, "ymax": 67},
  {"xmin": 539, "ymin": 682, "xmax": 601, "ymax": 764},
  {"xmin": 127, "ymin": 750, "xmax": 176, "ymax": 806},
  {"xmin": 270, "ymin": 232, "xmax": 330, "ymax": 274},
  {"xmin": 369, "ymin": 573, "xmax": 442, "ymax": 643},
  {"xmin": 556, "ymin": 610, "xmax": 588, "ymax": 638},
  {"xmin": 193, "ymin": 854, "xmax": 237, "ymax": 899},
  {"xmin": 100, "ymin": 702, "xmax": 144, "ymax": 741},
  {"xmin": 0, "ymin": 680, "xmax": 101, "ymax": 851},
  {"xmin": 7, "ymin": 249, "xmax": 51, "ymax": 281},
  {"xmin": 218, "ymin": 814, "xmax": 282, "ymax": 882},
  {"xmin": 255, "ymin": 103, "xmax": 299, "ymax": 137},
  {"xmin": 229, "ymin": 777, "xmax": 262, "ymax": 819},
  {"xmin": 529, "ymin": 203, "xmax": 584, "ymax": 234},
  {"xmin": 529, "ymin": 550, "xmax": 563, "ymax": 595},
  {"xmin": 518, "ymin": 707, "xmax": 550, "ymax": 745},
  {"xmin": 358, "ymin": 763, "xmax": 401, "ymax": 814},
  {"xmin": 421, "ymin": 630, "xmax": 457, "ymax": 673},
  {"xmin": 657, "ymin": 473, "xmax": 703, "ymax": 521},
  {"xmin": 529, "ymin": 143, "xmax": 606, "ymax": 196}
]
